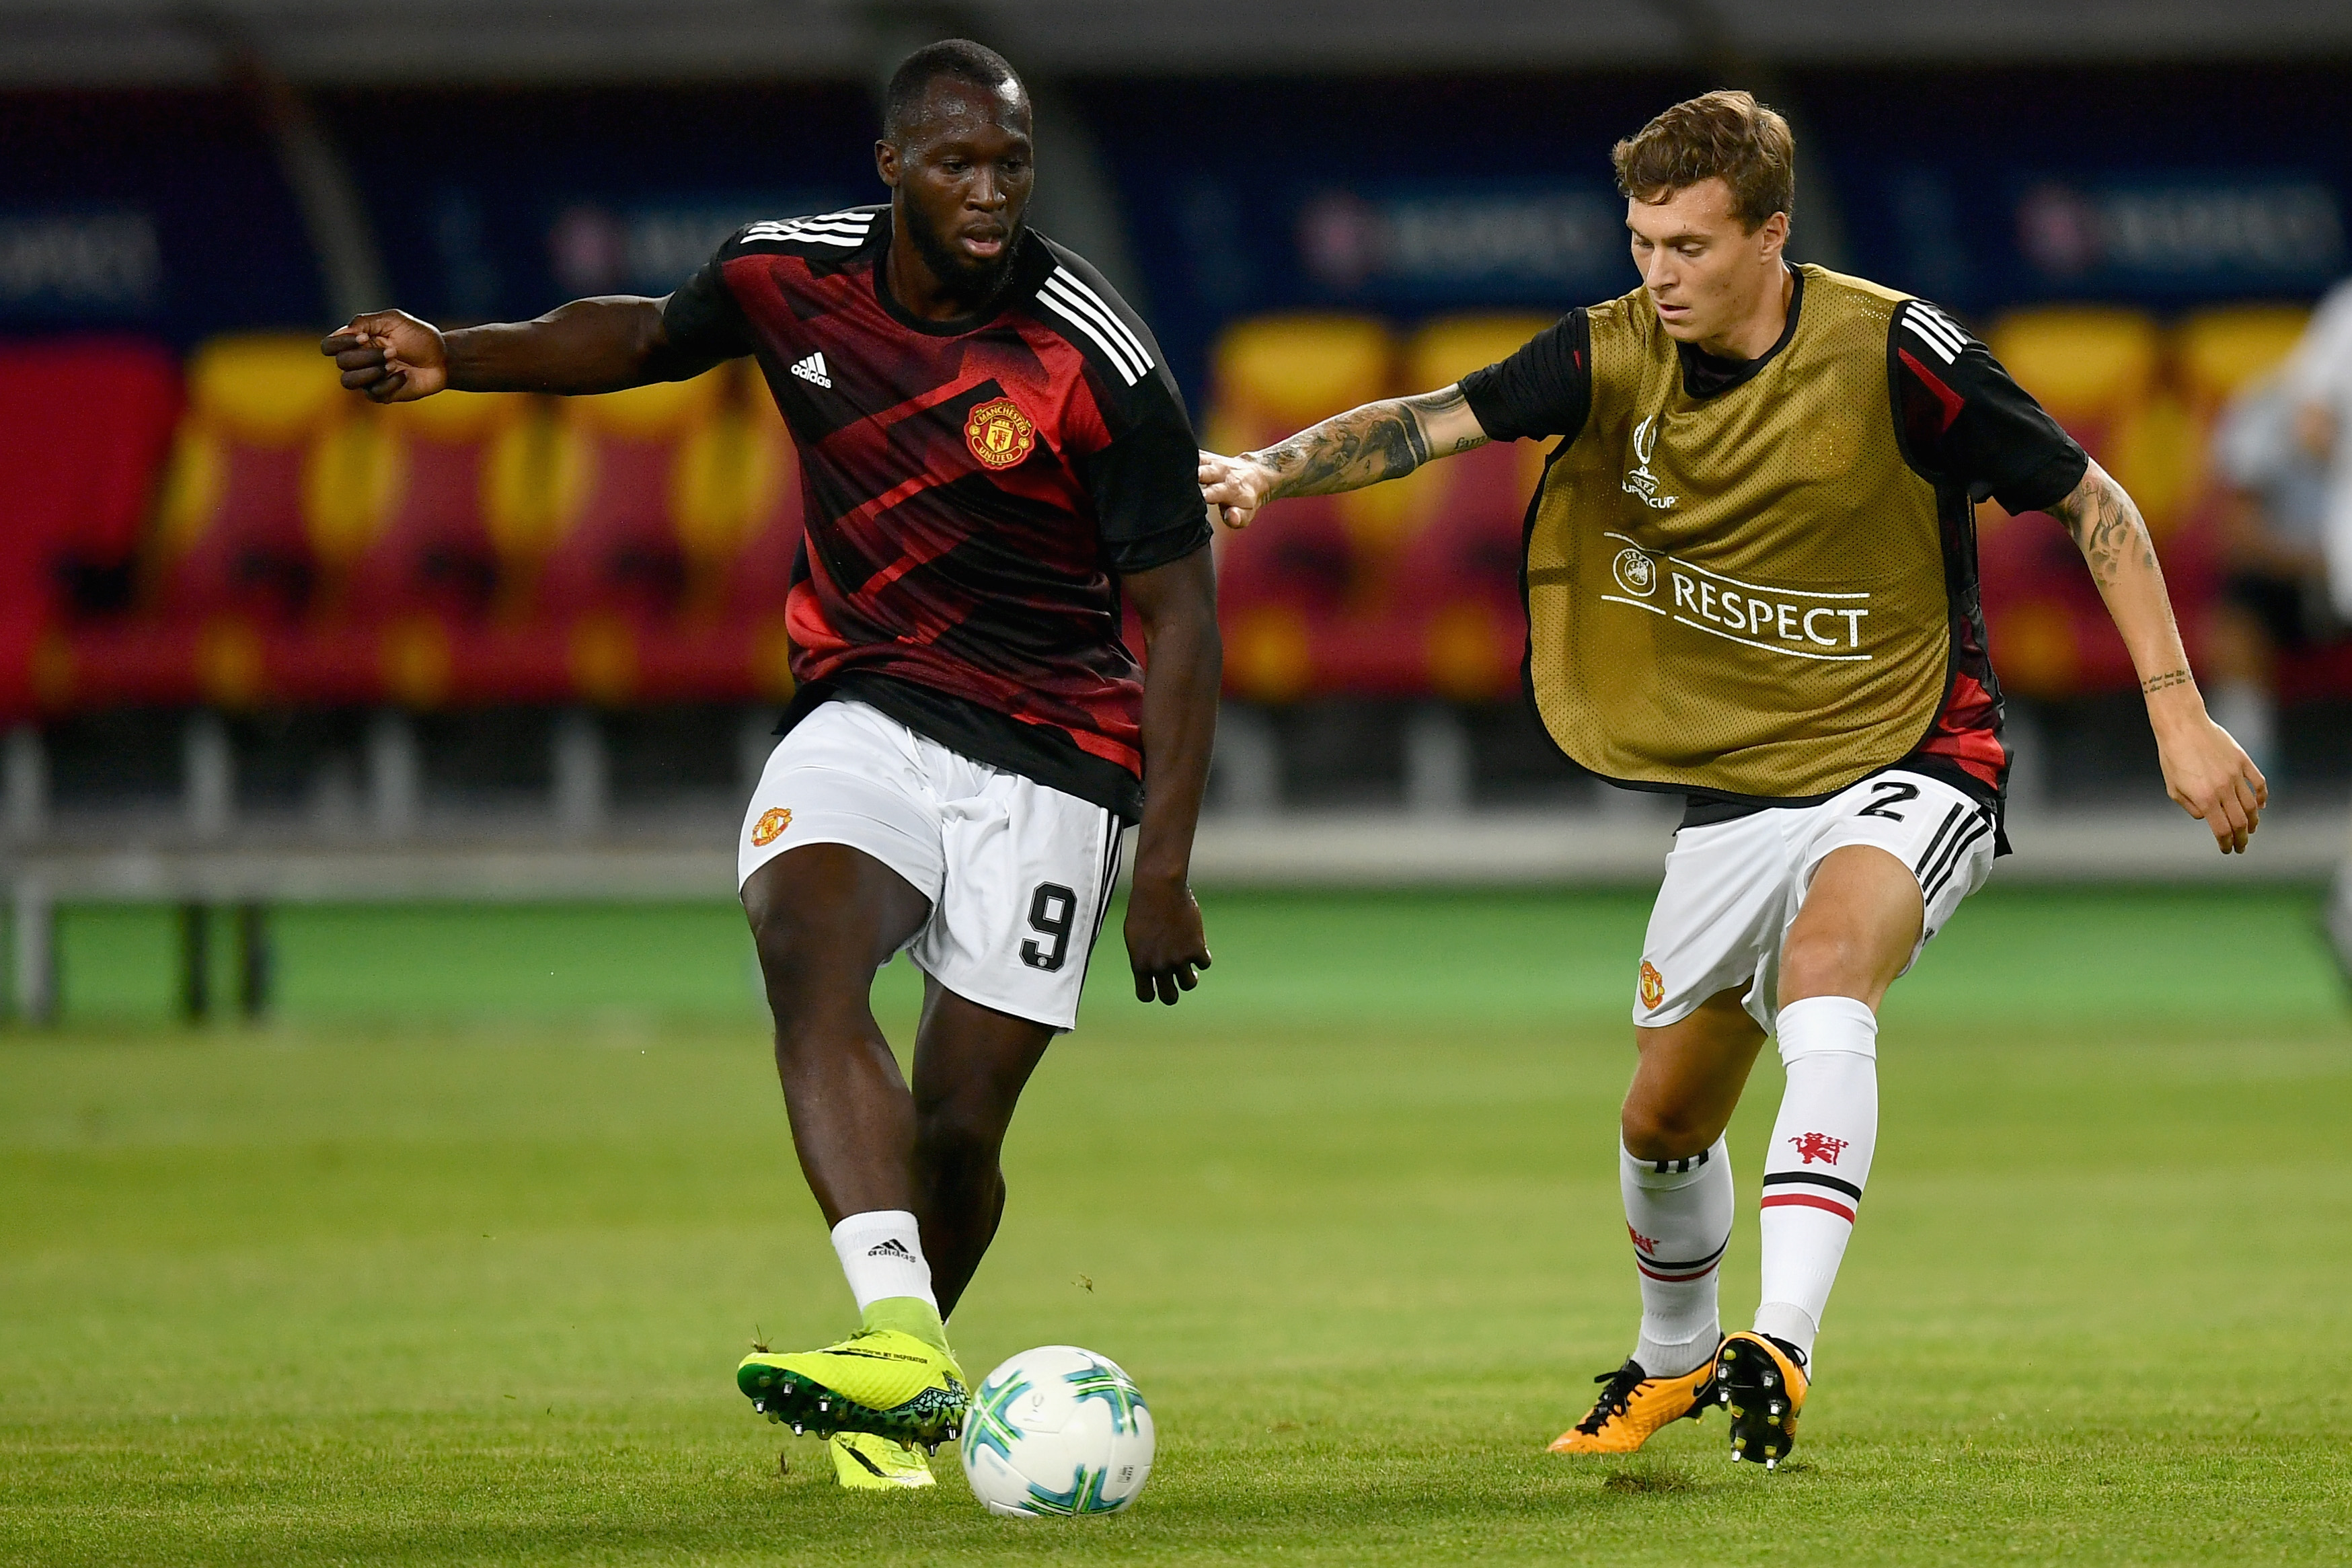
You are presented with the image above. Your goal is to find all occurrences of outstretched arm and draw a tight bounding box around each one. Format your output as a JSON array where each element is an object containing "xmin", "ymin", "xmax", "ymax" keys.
[
  {"xmin": 321, "ymin": 297, "xmax": 719, "ymax": 403},
  {"xmin": 1197, "ymin": 384, "xmax": 1492, "ymax": 530},
  {"xmin": 2047, "ymin": 459, "xmax": 2267, "ymax": 853},
  {"xmin": 1119, "ymin": 544, "xmax": 1221, "ymax": 1003}
]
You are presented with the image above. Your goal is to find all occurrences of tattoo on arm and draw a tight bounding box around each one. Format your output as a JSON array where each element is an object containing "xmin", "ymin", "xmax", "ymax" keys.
[
  {"xmin": 2140, "ymin": 668, "xmax": 2195, "ymax": 694},
  {"xmin": 1249, "ymin": 387, "xmax": 1484, "ymax": 500},
  {"xmin": 2047, "ymin": 465, "xmax": 2158, "ymax": 590}
]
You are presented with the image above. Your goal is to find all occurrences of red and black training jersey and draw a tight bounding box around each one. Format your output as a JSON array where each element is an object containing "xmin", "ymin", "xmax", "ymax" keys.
[
  {"xmin": 660, "ymin": 204, "xmax": 1210, "ymax": 820},
  {"xmin": 1459, "ymin": 270, "xmax": 2089, "ymax": 838}
]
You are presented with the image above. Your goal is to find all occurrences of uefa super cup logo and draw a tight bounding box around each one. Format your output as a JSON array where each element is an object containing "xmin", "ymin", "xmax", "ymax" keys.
[{"xmin": 1612, "ymin": 547, "xmax": 1657, "ymax": 597}]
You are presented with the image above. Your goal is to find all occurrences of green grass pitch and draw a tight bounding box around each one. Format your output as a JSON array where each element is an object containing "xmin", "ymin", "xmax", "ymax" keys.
[{"xmin": 5, "ymin": 886, "xmax": 2351, "ymax": 1563}]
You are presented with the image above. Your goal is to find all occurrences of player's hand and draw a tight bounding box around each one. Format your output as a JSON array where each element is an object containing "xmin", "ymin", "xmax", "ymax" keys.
[
  {"xmin": 2153, "ymin": 703, "xmax": 2267, "ymax": 854},
  {"xmin": 1198, "ymin": 450, "xmax": 1278, "ymax": 531},
  {"xmin": 1124, "ymin": 872, "xmax": 1211, "ymax": 1005},
  {"xmin": 321, "ymin": 310, "xmax": 449, "ymax": 403}
]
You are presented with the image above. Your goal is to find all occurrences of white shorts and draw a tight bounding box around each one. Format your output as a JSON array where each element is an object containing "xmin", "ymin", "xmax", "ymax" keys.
[
  {"xmin": 1634, "ymin": 769, "xmax": 1998, "ymax": 1035},
  {"xmin": 737, "ymin": 699, "xmax": 1125, "ymax": 1032}
]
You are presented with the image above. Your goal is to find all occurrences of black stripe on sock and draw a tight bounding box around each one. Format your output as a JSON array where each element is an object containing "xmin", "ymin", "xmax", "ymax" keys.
[
  {"xmin": 1651, "ymin": 1147, "xmax": 1711, "ymax": 1175},
  {"xmin": 1632, "ymin": 1234, "xmax": 1731, "ymax": 1273},
  {"xmin": 1761, "ymin": 1169, "xmax": 1864, "ymax": 1200}
]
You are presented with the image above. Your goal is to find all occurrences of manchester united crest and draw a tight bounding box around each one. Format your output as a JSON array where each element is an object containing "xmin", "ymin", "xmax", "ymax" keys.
[
  {"xmin": 1638, "ymin": 959, "xmax": 1665, "ymax": 1011},
  {"xmin": 1788, "ymin": 1132, "xmax": 1849, "ymax": 1166},
  {"xmin": 964, "ymin": 395, "xmax": 1036, "ymax": 470},
  {"xmin": 751, "ymin": 807, "xmax": 793, "ymax": 847}
]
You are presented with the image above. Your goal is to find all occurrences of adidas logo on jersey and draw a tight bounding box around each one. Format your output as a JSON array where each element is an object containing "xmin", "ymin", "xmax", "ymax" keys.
[{"xmin": 790, "ymin": 352, "xmax": 832, "ymax": 389}]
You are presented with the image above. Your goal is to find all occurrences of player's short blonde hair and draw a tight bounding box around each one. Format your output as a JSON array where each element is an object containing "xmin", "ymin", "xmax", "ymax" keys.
[{"xmin": 1611, "ymin": 90, "xmax": 1794, "ymax": 233}]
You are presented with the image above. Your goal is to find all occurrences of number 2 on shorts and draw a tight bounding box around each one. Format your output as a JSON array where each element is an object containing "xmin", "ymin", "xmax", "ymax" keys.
[
  {"xmin": 1857, "ymin": 780, "xmax": 1919, "ymax": 821},
  {"xmin": 1020, "ymin": 882, "xmax": 1078, "ymax": 972}
]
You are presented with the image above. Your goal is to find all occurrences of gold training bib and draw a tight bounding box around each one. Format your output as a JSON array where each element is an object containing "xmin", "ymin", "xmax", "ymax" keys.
[{"xmin": 1523, "ymin": 266, "xmax": 1951, "ymax": 801}]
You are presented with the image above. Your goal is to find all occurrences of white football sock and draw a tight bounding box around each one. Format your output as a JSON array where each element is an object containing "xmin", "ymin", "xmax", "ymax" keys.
[
  {"xmin": 829, "ymin": 1210, "xmax": 938, "ymax": 1312},
  {"xmin": 1756, "ymin": 994, "xmax": 1879, "ymax": 1364},
  {"xmin": 1621, "ymin": 1136, "xmax": 1733, "ymax": 1377}
]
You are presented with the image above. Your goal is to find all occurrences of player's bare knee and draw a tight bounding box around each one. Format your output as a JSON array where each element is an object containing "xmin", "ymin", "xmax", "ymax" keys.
[
  {"xmin": 1620, "ymin": 1099, "xmax": 1719, "ymax": 1163},
  {"xmin": 913, "ymin": 1099, "xmax": 1004, "ymax": 1184},
  {"xmin": 1776, "ymin": 927, "xmax": 1857, "ymax": 1003}
]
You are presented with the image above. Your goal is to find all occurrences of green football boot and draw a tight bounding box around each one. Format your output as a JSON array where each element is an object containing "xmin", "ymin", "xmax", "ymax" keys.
[
  {"xmin": 737, "ymin": 1329, "xmax": 968, "ymax": 1449},
  {"xmin": 829, "ymin": 1431, "xmax": 937, "ymax": 1489}
]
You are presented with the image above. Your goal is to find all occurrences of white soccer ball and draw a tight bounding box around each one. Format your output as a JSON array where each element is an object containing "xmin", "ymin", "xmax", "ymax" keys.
[{"xmin": 958, "ymin": 1345, "xmax": 1155, "ymax": 1516}]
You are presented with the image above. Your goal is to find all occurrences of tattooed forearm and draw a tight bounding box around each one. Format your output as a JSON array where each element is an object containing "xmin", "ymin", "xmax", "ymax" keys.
[
  {"xmin": 2047, "ymin": 464, "xmax": 2158, "ymax": 590},
  {"xmin": 1248, "ymin": 400, "xmax": 1423, "ymax": 498},
  {"xmin": 2047, "ymin": 459, "xmax": 2202, "ymax": 709},
  {"xmin": 1248, "ymin": 387, "xmax": 1484, "ymax": 500}
]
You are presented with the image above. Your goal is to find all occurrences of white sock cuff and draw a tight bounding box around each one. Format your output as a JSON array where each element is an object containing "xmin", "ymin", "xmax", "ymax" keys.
[
  {"xmin": 1775, "ymin": 994, "xmax": 1879, "ymax": 1064},
  {"xmin": 829, "ymin": 1210, "xmax": 936, "ymax": 1314},
  {"xmin": 829, "ymin": 1210, "xmax": 919, "ymax": 1246},
  {"xmin": 1621, "ymin": 1135, "xmax": 1731, "ymax": 1189}
]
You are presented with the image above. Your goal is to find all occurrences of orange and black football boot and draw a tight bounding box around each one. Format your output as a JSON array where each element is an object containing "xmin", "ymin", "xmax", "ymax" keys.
[
  {"xmin": 1548, "ymin": 1353, "xmax": 1718, "ymax": 1453},
  {"xmin": 1716, "ymin": 1330, "xmax": 1808, "ymax": 1469}
]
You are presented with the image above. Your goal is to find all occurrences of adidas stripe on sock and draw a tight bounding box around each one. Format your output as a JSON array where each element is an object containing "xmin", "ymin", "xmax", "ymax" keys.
[
  {"xmin": 1756, "ymin": 994, "xmax": 1879, "ymax": 1362},
  {"xmin": 829, "ymin": 1210, "xmax": 938, "ymax": 1313},
  {"xmin": 1621, "ymin": 1136, "xmax": 1733, "ymax": 1378}
]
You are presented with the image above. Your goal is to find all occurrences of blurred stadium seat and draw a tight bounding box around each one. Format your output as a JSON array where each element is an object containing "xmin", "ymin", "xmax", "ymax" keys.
[
  {"xmin": 1, "ymin": 294, "xmax": 2331, "ymax": 743},
  {"xmin": 1977, "ymin": 303, "xmax": 2318, "ymax": 703},
  {"xmin": 321, "ymin": 390, "xmax": 539, "ymax": 625},
  {"xmin": 0, "ymin": 338, "xmax": 182, "ymax": 718},
  {"xmin": 1390, "ymin": 315, "xmax": 1554, "ymax": 699},
  {"xmin": 1205, "ymin": 315, "xmax": 1396, "ymax": 699},
  {"xmin": 1977, "ymin": 305, "xmax": 2157, "ymax": 698},
  {"xmin": 533, "ymin": 370, "xmax": 728, "ymax": 623},
  {"xmin": 150, "ymin": 335, "xmax": 346, "ymax": 624}
]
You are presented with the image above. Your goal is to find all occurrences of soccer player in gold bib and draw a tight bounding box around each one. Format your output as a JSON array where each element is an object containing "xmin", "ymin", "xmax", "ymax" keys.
[{"xmin": 1199, "ymin": 91, "xmax": 2265, "ymax": 1469}]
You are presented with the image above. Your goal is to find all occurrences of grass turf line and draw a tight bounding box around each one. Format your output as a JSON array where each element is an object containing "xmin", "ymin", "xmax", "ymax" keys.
[{"xmin": 3, "ymin": 889, "xmax": 2349, "ymax": 1563}]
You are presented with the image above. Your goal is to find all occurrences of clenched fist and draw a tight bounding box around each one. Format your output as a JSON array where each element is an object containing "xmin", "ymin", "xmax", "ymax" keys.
[{"xmin": 321, "ymin": 310, "xmax": 448, "ymax": 402}]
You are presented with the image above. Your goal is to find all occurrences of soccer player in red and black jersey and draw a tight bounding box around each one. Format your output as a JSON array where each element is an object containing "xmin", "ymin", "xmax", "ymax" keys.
[{"xmin": 324, "ymin": 40, "xmax": 1218, "ymax": 1486}]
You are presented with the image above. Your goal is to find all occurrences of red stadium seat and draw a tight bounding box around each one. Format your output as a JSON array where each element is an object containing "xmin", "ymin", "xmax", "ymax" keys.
[
  {"xmin": 531, "ymin": 370, "xmax": 727, "ymax": 623},
  {"xmin": 317, "ymin": 390, "xmax": 542, "ymax": 624},
  {"xmin": 150, "ymin": 334, "xmax": 348, "ymax": 623},
  {"xmin": 1978, "ymin": 309, "xmax": 2164, "ymax": 698},
  {"xmin": 1976, "ymin": 305, "xmax": 2314, "ymax": 702},
  {"xmin": 0, "ymin": 338, "xmax": 182, "ymax": 720},
  {"xmin": 1203, "ymin": 315, "xmax": 1397, "ymax": 700},
  {"xmin": 683, "ymin": 364, "xmax": 805, "ymax": 623},
  {"xmin": 1388, "ymin": 315, "xmax": 1556, "ymax": 698}
]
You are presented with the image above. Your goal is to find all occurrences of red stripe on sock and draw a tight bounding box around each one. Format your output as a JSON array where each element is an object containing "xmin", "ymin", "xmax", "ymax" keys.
[
  {"xmin": 1761, "ymin": 1192, "xmax": 1857, "ymax": 1222},
  {"xmin": 1635, "ymin": 1260, "xmax": 1722, "ymax": 1282}
]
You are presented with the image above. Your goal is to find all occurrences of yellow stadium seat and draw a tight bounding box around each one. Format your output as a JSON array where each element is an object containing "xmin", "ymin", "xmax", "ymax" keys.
[
  {"xmin": 184, "ymin": 334, "xmax": 347, "ymax": 445},
  {"xmin": 2105, "ymin": 394, "xmax": 2203, "ymax": 537},
  {"xmin": 1205, "ymin": 317, "xmax": 1398, "ymax": 626},
  {"xmin": 153, "ymin": 335, "xmax": 353, "ymax": 619},
  {"xmin": 537, "ymin": 367, "xmax": 731, "ymax": 617},
  {"xmin": 563, "ymin": 371, "xmax": 727, "ymax": 440},
  {"xmin": 1403, "ymin": 314, "xmax": 1557, "ymax": 391},
  {"xmin": 1984, "ymin": 307, "xmax": 2162, "ymax": 430},
  {"xmin": 2174, "ymin": 305, "xmax": 2312, "ymax": 407},
  {"xmin": 1207, "ymin": 315, "xmax": 1394, "ymax": 444},
  {"xmin": 308, "ymin": 392, "xmax": 542, "ymax": 619},
  {"xmin": 1389, "ymin": 315, "xmax": 1556, "ymax": 540}
]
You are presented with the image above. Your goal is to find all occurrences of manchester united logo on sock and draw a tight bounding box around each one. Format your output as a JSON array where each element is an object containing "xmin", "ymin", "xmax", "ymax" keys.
[
  {"xmin": 751, "ymin": 807, "xmax": 793, "ymax": 847},
  {"xmin": 964, "ymin": 396, "xmax": 1036, "ymax": 470},
  {"xmin": 1787, "ymin": 1132, "xmax": 1848, "ymax": 1165}
]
